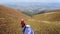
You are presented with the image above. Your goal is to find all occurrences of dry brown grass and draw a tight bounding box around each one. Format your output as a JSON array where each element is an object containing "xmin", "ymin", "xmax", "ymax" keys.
[
  {"xmin": 0, "ymin": 5, "xmax": 60, "ymax": 34},
  {"xmin": 33, "ymin": 11, "xmax": 60, "ymax": 21},
  {"xmin": 0, "ymin": 5, "xmax": 31, "ymax": 34},
  {"xmin": 33, "ymin": 11, "xmax": 60, "ymax": 34}
]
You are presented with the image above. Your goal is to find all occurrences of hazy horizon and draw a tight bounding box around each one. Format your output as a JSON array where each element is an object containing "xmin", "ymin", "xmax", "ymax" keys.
[{"xmin": 0, "ymin": 0, "xmax": 60, "ymax": 15}]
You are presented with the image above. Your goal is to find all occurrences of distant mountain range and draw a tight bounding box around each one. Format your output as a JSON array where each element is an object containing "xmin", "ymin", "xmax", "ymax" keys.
[{"xmin": 1, "ymin": 3, "xmax": 60, "ymax": 15}]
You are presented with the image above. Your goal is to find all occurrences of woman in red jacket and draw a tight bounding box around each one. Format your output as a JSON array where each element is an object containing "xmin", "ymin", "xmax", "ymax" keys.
[{"xmin": 20, "ymin": 19, "xmax": 25, "ymax": 28}]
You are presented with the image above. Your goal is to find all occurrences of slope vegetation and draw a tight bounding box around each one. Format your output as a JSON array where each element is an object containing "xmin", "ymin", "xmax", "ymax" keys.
[
  {"xmin": 33, "ymin": 11, "xmax": 60, "ymax": 21},
  {"xmin": 33, "ymin": 10, "xmax": 60, "ymax": 34},
  {"xmin": 0, "ymin": 5, "xmax": 31, "ymax": 34}
]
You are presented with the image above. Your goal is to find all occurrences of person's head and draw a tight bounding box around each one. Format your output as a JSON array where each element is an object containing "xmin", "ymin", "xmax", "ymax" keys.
[{"xmin": 21, "ymin": 19, "xmax": 24, "ymax": 21}]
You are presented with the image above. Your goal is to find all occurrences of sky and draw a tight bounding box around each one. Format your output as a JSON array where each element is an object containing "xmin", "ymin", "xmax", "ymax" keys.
[
  {"xmin": 0, "ymin": 0, "xmax": 60, "ymax": 4},
  {"xmin": 0, "ymin": 0, "xmax": 60, "ymax": 2}
]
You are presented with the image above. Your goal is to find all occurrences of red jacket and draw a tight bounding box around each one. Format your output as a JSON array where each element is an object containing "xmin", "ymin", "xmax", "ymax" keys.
[{"xmin": 21, "ymin": 20, "xmax": 25, "ymax": 28}]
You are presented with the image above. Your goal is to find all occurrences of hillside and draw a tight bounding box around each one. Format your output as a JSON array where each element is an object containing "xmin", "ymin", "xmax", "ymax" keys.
[
  {"xmin": 33, "ymin": 11, "xmax": 60, "ymax": 21},
  {"xmin": 0, "ymin": 5, "xmax": 31, "ymax": 34},
  {"xmin": 1, "ymin": 5, "xmax": 60, "ymax": 34},
  {"xmin": 33, "ymin": 10, "xmax": 60, "ymax": 34},
  {"xmin": 0, "ymin": 5, "xmax": 44, "ymax": 34}
]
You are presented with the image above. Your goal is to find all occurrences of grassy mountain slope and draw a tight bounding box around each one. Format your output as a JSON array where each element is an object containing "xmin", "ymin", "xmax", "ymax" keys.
[
  {"xmin": 0, "ymin": 5, "xmax": 43, "ymax": 34},
  {"xmin": 33, "ymin": 10, "xmax": 60, "ymax": 34},
  {"xmin": 1, "ymin": 5, "xmax": 60, "ymax": 34},
  {"xmin": 0, "ymin": 5, "xmax": 31, "ymax": 34},
  {"xmin": 33, "ymin": 11, "xmax": 60, "ymax": 21}
]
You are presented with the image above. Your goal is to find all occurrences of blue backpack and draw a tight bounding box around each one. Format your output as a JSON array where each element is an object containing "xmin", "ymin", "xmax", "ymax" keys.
[{"xmin": 23, "ymin": 26, "xmax": 34, "ymax": 34}]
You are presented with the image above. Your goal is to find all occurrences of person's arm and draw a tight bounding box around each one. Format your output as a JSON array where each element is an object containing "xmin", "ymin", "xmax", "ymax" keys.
[{"xmin": 31, "ymin": 28, "xmax": 34, "ymax": 34}]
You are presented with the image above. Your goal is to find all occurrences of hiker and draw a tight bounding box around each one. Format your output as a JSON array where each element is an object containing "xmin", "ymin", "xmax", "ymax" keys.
[{"xmin": 20, "ymin": 19, "xmax": 34, "ymax": 34}]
